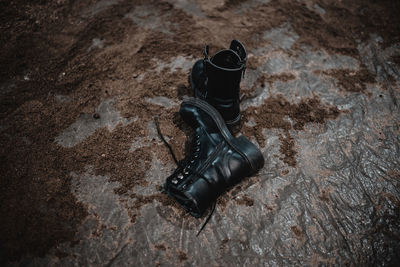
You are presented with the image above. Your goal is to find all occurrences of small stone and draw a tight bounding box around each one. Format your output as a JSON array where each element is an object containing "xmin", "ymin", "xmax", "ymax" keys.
[
  {"xmin": 101, "ymin": 154, "xmax": 106, "ymax": 157},
  {"xmin": 93, "ymin": 113, "xmax": 100, "ymax": 119}
]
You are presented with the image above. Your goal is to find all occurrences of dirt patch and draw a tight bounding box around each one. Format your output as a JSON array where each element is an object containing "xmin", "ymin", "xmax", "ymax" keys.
[
  {"xmin": 177, "ymin": 250, "xmax": 188, "ymax": 262},
  {"xmin": 0, "ymin": 107, "xmax": 88, "ymax": 262},
  {"xmin": 234, "ymin": 194, "xmax": 255, "ymax": 206},
  {"xmin": 220, "ymin": 238, "xmax": 229, "ymax": 247},
  {"xmin": 281, "ymin": 169, "xmax": 289, "ymax": 176},
  {"xmin": 72, "ymin": 123, "xmax": 152, "ymax": 194},
  {"xmin": 127, "ymin": 192, "xmax": 178, "ymax": 223},
  {"xmin": 155, "ymin": 243, "xmax": 167, "ymax": 251},
  {"xmin": 291, "ymin": 225, "xmax": 304, "ymax": 241},
  {"xmin": 318, "ymin": 189, "xmax": 331, "ymax": 202},
  {"xmin": 278, "ymin": 130, "xmax": 297, "ymax": 167},
  {"xmin": 257, "ymin": 73, "xmax": 297, "ymax": 89},
  {"xmin": 217, "ymin": 176, "xmax": 260, "ymax": 211},
  {"xmin": 242, "ymin": 94, "xmax": 341, "ymax": 166},
  {"xmin": 243, "ymin": 94, "xmax": 341, "ymax": 145},
  {"xmin": 318, "ymin": 68, "xmax": 376, "ymax": 92},
  {"xmin": 277, "ymin": 0, "xmax": 400, "ymax": 55},
  {"xmin": 1, "ymin": 0, "xmax": 399, "ymax": 264},
  {"xmin": 387, "ymin": 170, "xmax": 400, "ymax": 180}
]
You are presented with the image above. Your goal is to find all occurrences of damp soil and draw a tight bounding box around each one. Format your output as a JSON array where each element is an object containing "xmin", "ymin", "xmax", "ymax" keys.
[
  {"xmin": 257, "ymin": 73, "xmax": 297, "ymax": 88},
  {"xmin": 242, "ymin": 94, "xmax": 341, "ymax": 166},
  {"xmin": 234, "ymin": 194, "xmax": 255, "ymax": 206},
  {"xmin": 318, "ymin": 68, "xmax": 377, "ymax": 92},
  {"xmin": 0, "ymin": 0, "xmax": 399, "ymax": 264}
]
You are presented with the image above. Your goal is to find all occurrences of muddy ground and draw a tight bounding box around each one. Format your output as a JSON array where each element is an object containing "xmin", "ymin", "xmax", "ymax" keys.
[{"xmin": 1, "ymin": 0, "xmax": 400, "ymax": 266}]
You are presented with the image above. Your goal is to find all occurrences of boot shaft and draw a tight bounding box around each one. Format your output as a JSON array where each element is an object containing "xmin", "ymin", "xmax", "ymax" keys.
[
  {"xmin": 190, "ymin": 40, "xmax": 247, "ymax": 128},
  {"xmin": 204, "ymin": 49, "xmax": 244, "ymax": 100},
  {"xmin": 203, "ymin": 40, "xmax": 247, "ymax": 99}
]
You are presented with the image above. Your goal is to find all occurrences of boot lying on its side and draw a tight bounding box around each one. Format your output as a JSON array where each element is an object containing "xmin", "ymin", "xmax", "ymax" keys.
[
  {"xmin": 164, "ymin": 97, "xmax": 264, "ymax": 218},
  {"xmin": 189, "ymin": 40, "xmax": 247, "ymax": 129}
]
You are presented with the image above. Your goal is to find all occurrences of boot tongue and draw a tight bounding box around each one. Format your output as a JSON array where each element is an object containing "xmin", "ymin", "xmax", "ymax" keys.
[{"xmin": 211, "ymin": 50, "xmax": 242, "ymax": 69}]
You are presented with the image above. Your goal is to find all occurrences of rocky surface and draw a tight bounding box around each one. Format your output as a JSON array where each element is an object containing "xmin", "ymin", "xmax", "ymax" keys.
[{"xmin": 1, "ymin": 0, "xmax": 399, "ymax": 265}]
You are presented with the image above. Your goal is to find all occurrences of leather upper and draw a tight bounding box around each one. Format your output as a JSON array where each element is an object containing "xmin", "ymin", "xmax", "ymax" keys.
[
  {"xmin": 164, "ymin": 101, "xmax": 260, "ymax": 217},
  {"xmin": 190, "ymin": 40, "xmax": 247, "ymax": 126}
]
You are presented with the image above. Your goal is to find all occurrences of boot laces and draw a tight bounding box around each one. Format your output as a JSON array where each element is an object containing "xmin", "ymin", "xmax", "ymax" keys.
[
  {"xmin": 170, "ymin": 133, "xmax": 200, "ymax": 185},
  {"xmin": 154, "ymin": 116, "xmax": 216, "ymax": 236}
]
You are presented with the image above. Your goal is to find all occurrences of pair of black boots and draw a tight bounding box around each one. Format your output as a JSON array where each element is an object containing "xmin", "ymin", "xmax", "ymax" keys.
[{"xmin": 164, "ymin": 40, "xmax": 264, "ymax": 219}]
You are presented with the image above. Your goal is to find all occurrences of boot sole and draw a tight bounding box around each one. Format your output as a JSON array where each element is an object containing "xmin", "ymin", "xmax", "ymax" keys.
[
  {"xmin": 182, "ymin": 97, "xmax": 264, "ymax": 173},
  {"xmin": 188, "ymin": 64, "xmax": 241, "ymax": 129}
]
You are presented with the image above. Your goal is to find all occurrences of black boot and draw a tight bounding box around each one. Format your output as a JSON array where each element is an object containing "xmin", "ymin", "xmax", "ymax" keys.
[
  {"xmin": 189, "ymin": 40, "xmax": 247, "ymax": 129},
  {"xmin": 164, "ymin": 97, "xmax": 263, "ymax": 218}
]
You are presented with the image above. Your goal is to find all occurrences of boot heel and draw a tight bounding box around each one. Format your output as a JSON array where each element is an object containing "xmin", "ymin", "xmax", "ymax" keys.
[{"xmin": 232, "ymin": 135, "xmax": 264, "ymax": 173}]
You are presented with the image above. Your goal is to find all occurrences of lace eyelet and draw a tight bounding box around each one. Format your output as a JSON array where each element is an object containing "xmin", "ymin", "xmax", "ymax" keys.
[
  {"xmin": 171, "ymin": 179, "xmax": 178, "ymax": 184},
  {"xmin": 177, "ymin": 173, "xmax": 184, "ymax": 179},
  {"xmin": 184, "ymin": 170, "xmax": 189, "ymax": 175}
]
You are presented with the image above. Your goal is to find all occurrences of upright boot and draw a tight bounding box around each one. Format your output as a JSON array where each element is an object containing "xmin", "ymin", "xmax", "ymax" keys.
[
  {"xmin": 189, "ymin": 40, "xmax": 247, "ymax": 129},
  {"xmin": 164, "ymin": 97, "xmax": 263, "ymax": 217}
]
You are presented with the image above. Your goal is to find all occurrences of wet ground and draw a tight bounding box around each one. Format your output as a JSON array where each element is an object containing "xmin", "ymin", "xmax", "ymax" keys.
[{"xmin": 1, "ymin": 0, "xmax": 400, "ymax": 266}]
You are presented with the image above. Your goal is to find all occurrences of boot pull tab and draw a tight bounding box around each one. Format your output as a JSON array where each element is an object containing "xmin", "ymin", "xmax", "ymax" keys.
[
  {"xmin": 203, "ymin": 44, "xmax": 210, "ymax": 83},
  {"xmin": 203, "ymin": 44, "xmax": 210, "ymax": 60},
  {"xmin": 229, "ymin": 39, "xmax": 247, "ymax": 62},
  {"xmin": 230, "ymin": 40, "xmax": 247, "ymax": 77}
]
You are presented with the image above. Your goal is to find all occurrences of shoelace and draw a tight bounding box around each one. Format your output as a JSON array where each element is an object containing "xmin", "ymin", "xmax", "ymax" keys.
[
  {"xmin": 168, "ymin": 133, "xmax": 201, "ymax": 186},
  {"xmin": 154, "ymin": 116, "xmax": 216, "ymax": 236}
]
